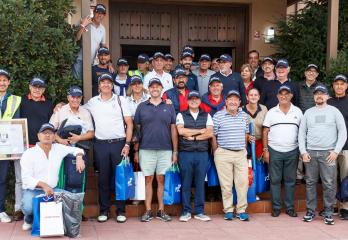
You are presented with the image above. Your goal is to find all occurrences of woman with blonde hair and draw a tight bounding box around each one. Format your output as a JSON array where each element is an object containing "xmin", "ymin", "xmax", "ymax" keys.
[{"xmin": 241, "ymin": 64, "xmax": 254, "ymax": 96}]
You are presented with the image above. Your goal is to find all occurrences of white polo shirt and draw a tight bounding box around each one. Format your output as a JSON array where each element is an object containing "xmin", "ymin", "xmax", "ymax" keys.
[
  {"xmin": 84, "ymin": 94, "xmax": 131, "ymax": 140},
  {"xmin": 143, "ymin": 70, "xmax": 173, "ymax": 92},
  {"xmin": 263, "ymin": 104, "xmax": 303, "ymax": 152}
]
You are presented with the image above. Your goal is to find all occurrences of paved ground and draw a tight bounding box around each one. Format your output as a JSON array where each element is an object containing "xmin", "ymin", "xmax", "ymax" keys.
[{"xmin": 1, "ymin": 213, "xmax": 348, "ymax": 240}]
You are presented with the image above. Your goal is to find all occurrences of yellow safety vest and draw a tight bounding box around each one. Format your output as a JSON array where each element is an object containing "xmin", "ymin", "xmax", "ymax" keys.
[{"xmin": 1, "ymin": 95, "xmax": 21, "ymax": 120}]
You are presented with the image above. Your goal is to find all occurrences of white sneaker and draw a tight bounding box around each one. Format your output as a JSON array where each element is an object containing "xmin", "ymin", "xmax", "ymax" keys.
[
  {"xmin": 97, "ymin": 214, "xmax": 108, "ymax": 222},
  {"xmin": 22, "ymin": 221, "xmax": 32, "ymax": 231},
  {"xmin": 0, "ymin": 212, "xmax": 11, "ymax": 223},
  {"xmin": 116, "ymin": 215, "xmax": 127, "ymax": 223},
  {"xmin": 179, "ymin": 212, "xmax": 191, "ymax": 222},
  {"xmin": 194, "ymin": 214, "xmax": 211, "ymax": 222}
]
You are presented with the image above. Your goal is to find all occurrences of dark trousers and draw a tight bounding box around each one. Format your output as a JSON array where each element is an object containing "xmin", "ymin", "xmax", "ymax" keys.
[
  {"xmin": 0, "ymin": 161, "xmax": 9, "ymax": 212},
  {"xmin": 94, "ymin": 140, "xmax": 125, "ymax": 215},
  {"xmin": 269, "ymin": 147, "xmax": 298, "ymax": 211},
  {"xmin": 178, "ymin": 151, "xmax": 209, "ymax": 215}
]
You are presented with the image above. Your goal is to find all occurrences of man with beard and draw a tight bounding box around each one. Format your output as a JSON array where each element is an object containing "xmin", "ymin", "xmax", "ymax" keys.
[
  {"xmin": 179, "ymin": 51, "xmax": 199, "ymax": 91},
  {"xmin": 254, "ymin": 57, "xmax": 275, "ymax": 94},
  {"xmin": 299, "ymin": 85, "xmax": 346, "ymax": 225},
  {"xmin": 193, "ymin": 54, "xmax": 215, "ymax": 96},
  {"xmin": 211, "ymin": 58, "xmax": 220, "ymax": 72},
  {"xmin": 92, "ymin": 47, "xmax": 114, "ymax": 97},
  {"xmin": 248, "ymin": 50, "xmax": 263, "ymax": 80},
  {"xmin": 163, "ymin": 68, "xmax": 190, "ymax": 114}
]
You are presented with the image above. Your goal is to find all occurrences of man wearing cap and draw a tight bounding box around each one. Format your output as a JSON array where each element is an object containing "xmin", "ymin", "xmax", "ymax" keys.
[
  {"xmin": 200, "ymin": 76, "xmax": 225, "ymax": 117},
  {"xmin": 162, "ymin": 68, "xmax": 190, "ymax": 114},
  {"xmin": 254, "ymin": 57, "xmax": 275, "ymax": 94},
  {"xmin": 20, "ymin": 77, "xmax": 53, "ymax": 148},
  {"xmin": 73, "ymin": 3, "xmax": 108, "ymax": 80},
  {"xmin": 193, "ymin": 54, "xmax": 215, "ymax": 96},
  {"xmin": 0, "ymin": 69, "xmax": 22, "ymax": 223},
  {"xmin": 248, "ymin": 50, "xmax": 263, "ymax": 80},
  {"xmin": 20, "ymin": 123, "xmax": 85, "ymax": 231},
  {"xmin": 164, "ymin": 53, "xmax": 175, "ymax": 74},
  {"xmin": 84, "ymin": 73, "xmax": 133, "ymax": 223},
  {"xmin": 144, "ymin": 52, "xmax": 173, "ymax": 93},
  {"xmin": 128, "ymin": 53, "xmax": 150, "ymax": 80},
  {"xmin": 133, "ymin": 78, "xmax": 178, "ymax": 222},
  {"xmin": 299, "ymin": 84, "xmax": 346, "ymax": 225},
  {"xmin": 179, "ymin": 51, "xmax": 199, "ymax": 92},
  {"xmin": 328, "ymin": 74, "xmax": 348, "ymax": 220},
  {"xmin": 211, "ymin": 54, "xmax": 247, "ymax": 105},
  {"xmin": 91, "ymin": 47, "xmax": 114, "ymax": 97},
  {"xmin": 260, "ymin": 59, "xmax": 299, "ymax": 109},
  {"xmin": 212, "ymin": 90, "xmax": 251, "ymax": 221},
  {"xmin": 114, "ymin": 58, "xmax": 131, "ymax": 97},
  {"xmin": 211, "ymin": 58, "xmax": 220, "ymax": 72},
  {"xmin": 50, "ymin": 86, "xmax": 94, "ymax": 146},
  {"xmin": 262, "ymin": 85, "xmax": 303, "ymax": 218},
  {"xmin": 176, "ymin": 91, "xmax": 213, "ymax": 222}
]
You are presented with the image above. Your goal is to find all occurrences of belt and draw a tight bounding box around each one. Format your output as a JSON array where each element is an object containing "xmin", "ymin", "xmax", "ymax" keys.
[
  {"xmin": 95, "ymin": 138, "xmax": 126, "ymax": 144},
  {"xmin": 221, "ymin": 147, "xmax": 244, "ymax": 152}
]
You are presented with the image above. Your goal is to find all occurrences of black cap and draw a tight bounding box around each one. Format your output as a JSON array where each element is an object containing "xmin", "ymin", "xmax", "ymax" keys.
[
  {"xmin": 164, "ymin": 53, "xmax": 174, "ymax": 61},
  {"xmin": 313, "ymin": 85, "xmax": 328, "ymax": 95},
  {"xmin": 67, "ymin": 86, "xmax": 83, "ymax": 97},
  {"xmin": 38, "ymin": 123, "xmax": 56, "ymax": 133},
  {"xmin": 0, "ymin": 69, "xmax": 10, "ymax": 79},
  {"xmin": 333, "ymin": 74, "xmax": 347, "ymax": 82},
  {"xmin": 181, "ymin": 51, "xmax": 193, "ymax": 60},
  {"xmin": 130, "ymin": 75, "xmax": 142, "ymax": 85},
  {"xmin": 137, "ymin": 54, "xmax": 149, "ymax": 63},
  {"xmin": 148, "ymin": 78, "xmax": 163, "ymax": 87},
  {"xmin": 276, "ymin": 59, "xmax": 289, "ymax": 68},
  {"xmin": 98, "ymin": 73, "xmax": 114, "ymax": 83},
  {"xmin": 278, "ymin": 85, "xmax": 292, "ymax": 94},
  {"xmin": 117, "ymin": 58, "xmax": 129, "ymax": 66},
  {"xmin": 94, "ymin": 4, "xmax": 106, "ymax": 14},
  {"xmin": 226, "ymin": 90, "xmax": 241, "ymax": 99},
  {"xmin": 182, "ymin": 45, "xmax": 194, "ymax": 53},
  {"xmin": 209, "ymin": 76, "xmax": 222, "ymax": 85},
  {"xmin": 218, "ymin": 54, "xmax": 232, "ymax": 62},
  {"xmin": 305, "ymin": 64, "xmax": 319, "ymax": 72},
  {"xmin": 30, "ymin": 77, "xmax": 46, "ymax": 88},
  {"xmin": 199, "ymin": 54, "xmax": 211, "ymax": 62},
  {"xmin": 153, "ymin": 52, "xmax": 165, "ymax": 60},
  {"xmin": 97, "ymin": 47, "xmax": 110, "ymax": 55},
  {"xmin": 174, "ymin": 68, "xmax": 187, "ymax": 78},
  {"xmin": 187, "ymin": 90, "xmax": 201, "ymax": 99},
  {"xmin": 261, "ymin": 57, "xmax": 274, "ymax": 65}
]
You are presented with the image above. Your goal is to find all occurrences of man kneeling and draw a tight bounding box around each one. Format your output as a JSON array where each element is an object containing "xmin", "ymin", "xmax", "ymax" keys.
[{"xmin": 20, "ymin": 123, "xmax": 85, "ymax": 231}]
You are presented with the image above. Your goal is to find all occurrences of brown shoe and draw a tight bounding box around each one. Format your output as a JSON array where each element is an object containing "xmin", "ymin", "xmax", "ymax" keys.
[{"xmin": 13, "ymin": 210, "xmax": 24, "ymax": 221}]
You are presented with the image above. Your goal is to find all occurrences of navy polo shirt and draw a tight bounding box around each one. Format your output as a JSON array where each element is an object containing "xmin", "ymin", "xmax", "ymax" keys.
[
  {"xmin": 134, "ymin": 100, "xmax": 176, "ymax": 150},
  {"xmin": 91, "ymin": 65, "xmax": 114, "ymax": 97}
]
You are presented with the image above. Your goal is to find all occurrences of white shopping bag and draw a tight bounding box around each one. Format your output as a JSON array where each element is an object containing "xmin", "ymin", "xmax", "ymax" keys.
[
  {"xmin": 40, "ymin": 201, "xmax": 64, "ymax": 237},
  {"xmin": 131, "ymin": 171, "xmax": 145, "ymax": 200}
]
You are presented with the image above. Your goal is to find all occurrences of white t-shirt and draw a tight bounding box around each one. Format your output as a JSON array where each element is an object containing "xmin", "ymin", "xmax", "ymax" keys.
[
  {"xmin": 143, "ymin": 70, "xmax": 173, "ymax": 93},
  {"xmin": 176, "ymin": 111, "xmax": 214, "ymax": 126}
]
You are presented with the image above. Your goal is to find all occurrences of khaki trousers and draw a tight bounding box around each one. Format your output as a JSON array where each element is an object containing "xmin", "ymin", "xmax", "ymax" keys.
[
  {"xmin": 214, "ymin": 147, "xmax": 248, "ymax": 213},
  {"xmin": 338, "ymin": 150, "xmax": 348, "ymax": 210}
]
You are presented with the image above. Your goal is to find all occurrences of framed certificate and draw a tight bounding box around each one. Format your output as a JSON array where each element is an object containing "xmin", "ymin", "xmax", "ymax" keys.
[{"xmin": 0, "ymin": 119, "xmax": 29, "ymax": 160}]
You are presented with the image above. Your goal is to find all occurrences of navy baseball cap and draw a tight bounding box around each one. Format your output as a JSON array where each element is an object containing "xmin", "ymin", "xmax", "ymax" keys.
[
  {"xmin": 226, "ymin": 90, "xmax": 241, "ymax": 99},
  {"xmin": 262, "ymin": 57, "xmax": 274, "ymax": 65},
  {"xmin": 130, "ymin": 75, "xmax": 142, "ymax": 85},
  {"xmin": 218, "ymin": 54, "xmax": 232, "ymax": 62},
  {"xmin": 30, "ymin": 77, "xmax": 46, "ymax": 87},
  {"xmin": 182, "ymin": 45, "xmax": 194, "ymax": 53},
  {"xmin": 153, "ymin": 52, "xmax": 165, "ymax": 60},
  {"xmin": 181, "ymin": 51, "xmax": 193, "ymax": 59},
  {"xmin": 137, "ymin": 54, "xmax": 149, "ymax": 63},
  {"xmin": 97, "ymin": 47, "xmax": 110, "ymax": 55},
  {"xmin": 313, "ymin": 85, "xmax": 328, "ymax": 95},
  {"xmin": 209, "ymin": 76, "xmax": 222, "ymax": 85},
  {"xmin": 98, "ymin": 73, "xmax": 113, "ymax": 83},
  {"xmin": 188, "ymin": 90, "xmax": 201, "ymax": 99},
  {"xmin": 174, "ymin": 68, "xmax": 187, "ymax": 78},
  {"xmin": 305, "ymin": 64, "xmax": 319, "ymax": 72},
  {"xmin": 333, "ymin": 74, "xmax": 347, "ymax": 82},
  {"xmin": 117, "ymin": 58, "xmax": 128, "ymax": 66},
  {"xmin": 276, "ymin": 59, "xmax": 289, "ymax": 68},
  {"xmin": 164, "ymin": 53, "xmax": 174, "ymax": 61},
  {"xmin": 148, "ymin": 78, "xmax": 163, "ymax": 87},
  {"xmin": 199, "ymin": 54, "xmax": 211, "ymax": 62},
  {"xmin": 67, "ymin": 86, "xmax": 83, "ymax": 97},
  {"xmin": 38, "ymin": 123, "xmax": 56, "ymax": 133},
  {"xmin": 0, "ymin": 69, "xmax": 10, "ymax": 79},
  {"xmin": 278, "ymin": 85, "xmax": 292, "ymax": 94},
  {"xmin": 94, "ymin": 4, "xmax": 106, "ymax": 14}
]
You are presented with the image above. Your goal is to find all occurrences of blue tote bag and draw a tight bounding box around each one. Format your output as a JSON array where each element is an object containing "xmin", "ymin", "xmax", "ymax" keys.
[
  {"xmin": 31, "ymin": 194, "xmax": 54, "ymax": 237},
  {"xmin": 207, "ymin": 155, "xmax": 219, "ymax": 187},
  {"xmin": 115, "ymin": 156, "xmax": 135, "ymax": 200},
  {"xmin": 163, "ymin": 164, "xmax": 181, "ymax": 205},
  {"xmin": 255, "ymin": 159, "xmax": 270, "ymax": 194}
]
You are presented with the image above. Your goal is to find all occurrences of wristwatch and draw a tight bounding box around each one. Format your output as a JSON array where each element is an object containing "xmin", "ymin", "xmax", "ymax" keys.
[{"xmin": 263, "ymin": 147, "xmax": 269, "ymax": 152}]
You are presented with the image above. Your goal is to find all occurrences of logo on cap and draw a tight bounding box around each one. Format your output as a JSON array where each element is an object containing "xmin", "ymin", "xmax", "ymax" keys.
[
  {"xmin": 209, "ymin": 76, "xmax": 222, "ymax": 85},
  {"xmin": 98, "ymin": 73, "xmax": 113, "ymax": 82},
  {"xmin": 199, "ymin": 54, "xmax": 211, "ymax": 61},
  {"xmin": 219, "ymin": 54, "xmax": 232, "ymax": 62},
  {"xmin": 188, "ymin": 90, "xmax": 200, "ymax": 99},
  {"xmin": 181, "ymin": 51, "xmax": 193, "ymax": 59},
  {"xmin": 278, "ymin": 85, "xmax": 292, "ymax": 94},
  {"xmin": 153, "ymin": 52, "xmax": 165, "ymax": 59},
  {"xmin": 148, "ymin": 78, "xmax": 163, "ymax": 87},
  {"xmin": 333, "ymin": 74, "xmax": 347, "ymax": 82},
  {"xmin": 174, "ymin": 69, "xmax": 186, "ymax": 78},
  {"xmin": 68, "ymin": 86, "xmax": 83, "ymax": 96},
  {"xmin": 276, "ymin": 59, "xmax": 289, "ymax": 68},
  {"xmin": 313, "ymin": 85, "xmax": 328, "ymax": 94},
  {"xmin": 39, "ymin": 123, "xmax": 55, "ymax": 133},
  {"xmin": 98, "ymin": 47, "xmax": 110, "ymax": 55},
  {"xmin": 226, "ymin": 90, "xmax": 241, "ymax": 98},
  {"xmin": 0, "ymin": 69, "xmax": 10, "ymax": 78},
  {"xmin": 30, "ymin": 77, "xmax": 46, "ymax": 87},
  {"xmin": 117, "ymin": 58, "xmax": 128, "ymax": 66},
  {"xmin": 95, "ymin": 4, "xmax": 106, "ymax": 14},
  {"xmin": 130, "ymin": 75, "xmax": 142, "ymax": 84}
]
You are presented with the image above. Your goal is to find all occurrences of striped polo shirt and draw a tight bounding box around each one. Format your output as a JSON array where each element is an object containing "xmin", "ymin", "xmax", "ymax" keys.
[{"xmin": 213, "ymin": 109, "xmax": 249, "ymax": 150}]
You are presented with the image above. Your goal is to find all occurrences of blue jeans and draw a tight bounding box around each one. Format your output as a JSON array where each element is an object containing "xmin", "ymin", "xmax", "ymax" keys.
[
  {"xmin": 21, "ymin": 188, "xmax": 62, "ymax": 224},
  {"xmin": 72, "ymin": 59, "xmax": 83, "ymax": 80},
  {"xmin": 178, "ymin": 151, "xmax": 209, "ymax": 215}
]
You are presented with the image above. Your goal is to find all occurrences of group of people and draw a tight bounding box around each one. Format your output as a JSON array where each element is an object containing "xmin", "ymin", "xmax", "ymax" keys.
[{"xmin": 0, "ymin": 3, "xmax": 347, "ymax": 235}]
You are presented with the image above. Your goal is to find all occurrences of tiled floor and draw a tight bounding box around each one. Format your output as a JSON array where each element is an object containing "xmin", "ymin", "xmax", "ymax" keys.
[{"xmin": 2, "ymin": 213, "xmax": 348, "ymax": 240}]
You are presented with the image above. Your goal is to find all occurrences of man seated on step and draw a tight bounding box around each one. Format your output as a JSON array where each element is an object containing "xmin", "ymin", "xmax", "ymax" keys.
[{"xmin": 20, "ymin": 123, "xmax": 85, "ymax": 231}]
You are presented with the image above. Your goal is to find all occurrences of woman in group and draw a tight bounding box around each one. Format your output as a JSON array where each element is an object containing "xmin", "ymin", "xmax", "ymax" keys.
[{"xmin": 241, "ymin": 64, "xmax": 254, "ymax": 96}]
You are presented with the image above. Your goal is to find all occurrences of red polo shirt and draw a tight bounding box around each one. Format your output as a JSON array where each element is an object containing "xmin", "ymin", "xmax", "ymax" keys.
[
  {"xmin": 162, "ymin": 88, "xmax": 189, "ymax": 112},
  {"xmin": 200, "ymin": 94, "xmax": 224, "ymax": 113}
]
